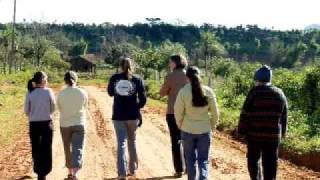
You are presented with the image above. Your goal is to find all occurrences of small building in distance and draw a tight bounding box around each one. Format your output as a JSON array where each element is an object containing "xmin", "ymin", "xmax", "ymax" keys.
[{"xmin": 69, "ymin": 54, "xmax": 97, "ymax": 73}]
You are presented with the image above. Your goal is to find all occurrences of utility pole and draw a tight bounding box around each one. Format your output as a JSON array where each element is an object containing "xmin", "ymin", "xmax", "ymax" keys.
[{"xmin": 9, "ymin": 0, "xmax": 16, "ymax": 74}]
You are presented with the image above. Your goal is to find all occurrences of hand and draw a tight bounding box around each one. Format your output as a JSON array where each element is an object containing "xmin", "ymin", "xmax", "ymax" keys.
[
  {"xmin": 282, "ymin": 133, "xmax": 286, "ymax": 139},
  {"xmin": 138, "ymin": 118, "xmax": 142, "ymax": 127},
  {"xmin": 138, "ymin": 113, "xmax": 143, "ymax": 127}
]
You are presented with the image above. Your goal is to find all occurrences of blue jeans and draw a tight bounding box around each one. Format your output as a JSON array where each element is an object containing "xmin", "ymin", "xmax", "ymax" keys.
[
  {"xmin": 182, "ymin": 131, "xmax": 212, "ymax": 180},
  {"xmin": 113, "ymin": 120, "xmax": 138, "ymax": 177}
]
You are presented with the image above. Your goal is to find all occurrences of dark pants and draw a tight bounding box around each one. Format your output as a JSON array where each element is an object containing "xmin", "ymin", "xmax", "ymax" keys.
[
  {"xmin": 247, "ymin": 141, "xmax": 279, "ymax": 180},
  {"xmin": 29, "ymin": 121, "xmax": 53, "ymax": 177},
  {"xmin": 166, "ymin": 114, "xmax": 184, "ymax": 173}
]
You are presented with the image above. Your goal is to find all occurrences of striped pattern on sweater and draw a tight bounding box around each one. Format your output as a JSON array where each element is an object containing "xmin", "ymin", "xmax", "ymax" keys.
[{"xmin": 238, "ymin": 85, "xmax": 288, "ymax": 143}]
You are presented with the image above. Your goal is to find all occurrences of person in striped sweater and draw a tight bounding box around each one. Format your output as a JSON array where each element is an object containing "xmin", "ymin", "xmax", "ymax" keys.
[{"xmin": 238, "ymin": 65, "xmax": 288, "ymax": 180}]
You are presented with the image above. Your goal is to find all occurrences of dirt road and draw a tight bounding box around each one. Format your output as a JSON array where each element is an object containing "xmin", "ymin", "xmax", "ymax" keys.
[{"xmin": 1, "ymin": 86, "xmax": 320, "ymax": 180}]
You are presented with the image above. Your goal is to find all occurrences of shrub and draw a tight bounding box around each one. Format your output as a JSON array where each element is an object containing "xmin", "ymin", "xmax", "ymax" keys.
[{"xmin": 145, "ymin": 80, "xmax": 167, "ymax": 102}]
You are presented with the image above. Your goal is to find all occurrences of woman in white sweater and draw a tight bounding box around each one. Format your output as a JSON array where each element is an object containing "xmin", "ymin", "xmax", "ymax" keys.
[{"xmin": 57, "ymin": 71, "xmax": 88, "ymax": 180}]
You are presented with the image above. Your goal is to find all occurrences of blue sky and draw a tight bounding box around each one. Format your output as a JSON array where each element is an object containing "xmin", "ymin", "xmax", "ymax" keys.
[{"xmin": 0, "ymin": 0, "xmax": 319, "ymax": 30}]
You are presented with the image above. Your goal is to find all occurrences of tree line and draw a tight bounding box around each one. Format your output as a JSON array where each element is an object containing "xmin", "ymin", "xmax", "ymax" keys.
[{"xmin": 0, "ymin": 20, "xmax": 320, "ymax": 74}]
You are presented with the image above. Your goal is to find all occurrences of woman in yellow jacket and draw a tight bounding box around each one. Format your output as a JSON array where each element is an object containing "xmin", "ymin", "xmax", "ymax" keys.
[{"xmin": 174, "ymin": 66, "xmax": 219, "ymax": 180}]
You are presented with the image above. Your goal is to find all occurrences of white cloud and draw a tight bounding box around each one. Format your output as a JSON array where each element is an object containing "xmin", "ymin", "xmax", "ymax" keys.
[{"xmin": 0, "ymin": 0, "xmax": 319, "ymax": 30}]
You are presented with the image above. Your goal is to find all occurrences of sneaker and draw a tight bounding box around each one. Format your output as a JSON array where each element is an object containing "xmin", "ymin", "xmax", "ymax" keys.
[
  {"xmin": 119, "ymin": 177, "xmax": 126, "ymax": 180},
  {"xmin": 128, "ymin": 172, "xmax": 136, "ymax": 176},
  {"xmin": 67, "ymin": 174, "xmax": 73, "ymax": 180},
  {"xmin": 67, "ymin": 175, "xmax": 78, "ymax": 180},
  {"xmin": 174, "ymin": 172, "xmax": 183, "ymax": 178},
  {"xmin": 128, "ymin": 173, "xmax": 136, "ymax": 179}
]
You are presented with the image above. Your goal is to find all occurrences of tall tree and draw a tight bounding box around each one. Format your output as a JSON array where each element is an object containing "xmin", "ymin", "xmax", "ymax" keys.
[
  {"xmin": 69, "ymin": 38, "xmax": 88, "ymax": 56},
  {"xmin": 199, "ymin": 31, "xmax": 226, "ymax": 75}
]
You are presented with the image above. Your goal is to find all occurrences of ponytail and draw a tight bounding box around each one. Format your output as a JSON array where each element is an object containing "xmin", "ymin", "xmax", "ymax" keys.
[
  {"xmin": 29, "ymin": 71, "xmax": 47, "ymax": 89},
  {"xmin": 186, "ymin": 66, "xmax": 208, "ymax": 107},
  {"xmin": 120, "ymin": 57, "xmax": 133, "ymax": 79},
  {"xmin": 27, "ymin": 79, "xmax": 35, "ymax": 92},
  {"xmin": 64, "ymin": 71, "xmax": 78, "ymax": 86}
]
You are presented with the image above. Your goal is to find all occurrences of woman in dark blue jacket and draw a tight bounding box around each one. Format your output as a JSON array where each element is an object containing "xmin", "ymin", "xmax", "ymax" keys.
[{"xmin": 107, "ymin": 57, "xmax": 146, "ymax": 180}]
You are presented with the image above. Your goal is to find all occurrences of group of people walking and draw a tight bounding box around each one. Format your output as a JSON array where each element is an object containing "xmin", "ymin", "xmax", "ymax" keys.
[
  {"xmin": 24, "ymin": 54, "xmax": 288, "ymax": 180},
  {"xmin": 25, "ymin": 71, "xmax": 88, "ymax": 180}
]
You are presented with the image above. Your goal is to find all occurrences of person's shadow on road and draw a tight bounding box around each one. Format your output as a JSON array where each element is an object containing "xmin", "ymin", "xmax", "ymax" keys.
[{"xmin": 15, "ymin": 175, "xmax": 33, "ymax": 180}]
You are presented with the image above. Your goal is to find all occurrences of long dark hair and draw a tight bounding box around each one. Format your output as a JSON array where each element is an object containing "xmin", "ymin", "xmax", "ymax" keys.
[
  {"xmin": 120, "ymin": 57, "xmax": 133, "ymax": 79},
  {"xmin": 170, "ymin": 54, "xmax": 188, "ymax": 70},
  {"xmin": 186, "ymin": 66, "xmax": 208, "ymax": 107},
  {"xmin": 27, "ymin": 71, "xmax": 47, "ymax": 92},
  {"xmin": 27, "ymin": 79, "xmax": 35, "ymax": 92}
]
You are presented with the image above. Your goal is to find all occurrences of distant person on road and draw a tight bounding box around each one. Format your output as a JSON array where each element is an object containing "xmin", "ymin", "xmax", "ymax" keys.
[
  {"xmin": 24, "ymin": 71, "xmax": 55, "ymax": 180},
  {"xmin": 107, "ymin": 57, "xmax": 147, "ymax": 180},
  {"xmin": 160, "ymin": 54, "xmax": 188, "ymax": 177},
  {"xmin": 174, "ymin": 66, "xmax": 219, "ymax": 180},
  {"xmin": 57, "ymin": 71, "xmax": 88, "ymax": 180},
  {"xmin": 238, "ymin": 65, "xmax": 288, "ymax": 180}
]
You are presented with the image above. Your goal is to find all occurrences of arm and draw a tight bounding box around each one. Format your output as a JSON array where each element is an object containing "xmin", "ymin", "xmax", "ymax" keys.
[
  {"xmin": 24, "ymin": 93, "xmax": 30, "ymax": 116},
  {"xmin": 280, "ymin": 92, "xmax": 288, "ymax": 138},
  {"xmin": 56, "ymin": 93, "xmax": 61, "ymax": 111},
  {"xmin": 107, "ymin": 76, "xmax": 115, "ymax": 97},
  {"xmin": 208, "ymin": 90, "xmax": 219, "ymax": 130},
  {"xmin": 49, "ymin": 89, "xmax": 56, "ymax": 114},
  {"xmin": 84, "ymin": 90, "xmax": 90, "ymax": 117},
  {"xmin": 83, "ymin": 90, "xmax": 89, "ymax": 109},
  {"xmin": 174, "ymin": 89, "xmax": 185, "ymax": 129},
  {"xmin": 238, "ymin": 89, "xmax": 254, "ymax": 136},
  {"xmin": 137, "ymin": 79, "xmax": 147, "ymax": 109},
  {"xmin": 160, "ymin": 75, "xmax": 171, "ymax": 97}
]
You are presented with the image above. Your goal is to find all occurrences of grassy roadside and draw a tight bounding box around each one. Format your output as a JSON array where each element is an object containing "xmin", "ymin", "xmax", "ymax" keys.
[
  {"xmin": 0, "ymin": 72, "xmax": 33, "ymax": 148},
  {"xmin": 0, "ymin": 85, "xmax": 27, "ymax": 147}
]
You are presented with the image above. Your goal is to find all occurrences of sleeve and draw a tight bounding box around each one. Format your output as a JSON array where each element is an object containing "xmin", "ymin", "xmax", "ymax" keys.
[
  {"xmin": 160, "ymin": 75, "xmax": 171, "ymax": 97},
  {"xmin": 49, "ymin": 89, "xmax": 56, "ymax": 114},
  {"xmin": 238, "ymin": 88, "xmax": 254, "ymax": 136},
  {"xmin": 24, "ymin": 93, "xmax": 30, "ymax": 115},
  {"xmin": 56, "ymin": 93, "xmax": 61, "ymax": 111},
  {"xmin": 280, "ymin": 91, "xmax": 288, "ymax": 138},
  {"xmin": 174, "ymin": 89, "xmax": 185, "ymax": 129},
  {"xmin": 107, "ymin": 75, "xmax": 115, "ymax": 97},
  {"xmin": 208, "ymin": 90, "xmax": 219, "ymax": 130},
  {"xmin": 83, "ymin": 90, "xmax": 89, "ymax": 109},
  {"xmin": 85, "ymin": 91, "xmax": 89, "ymax": 108},
  {"xmin": 137, "ymin": 78, "xmax": 147, "ymax": 109}
]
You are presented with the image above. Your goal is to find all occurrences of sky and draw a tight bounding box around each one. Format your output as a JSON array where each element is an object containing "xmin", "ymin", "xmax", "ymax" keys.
[{"xmin": 0, "ymin": 0, "xmax": 319, "ymax": 30}]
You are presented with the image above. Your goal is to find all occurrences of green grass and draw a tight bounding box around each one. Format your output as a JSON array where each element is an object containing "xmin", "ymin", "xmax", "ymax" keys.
[
  {"xmin": 147, "ymin": 98, "xmax": 167, "ymax": 109},
  {"xmin": 0, "ymin": 85, "xmax": 27, "ymax": 147},
  {"xmin": 0, "ymin": 71, "xmax": 34, "ymax": 147}
]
